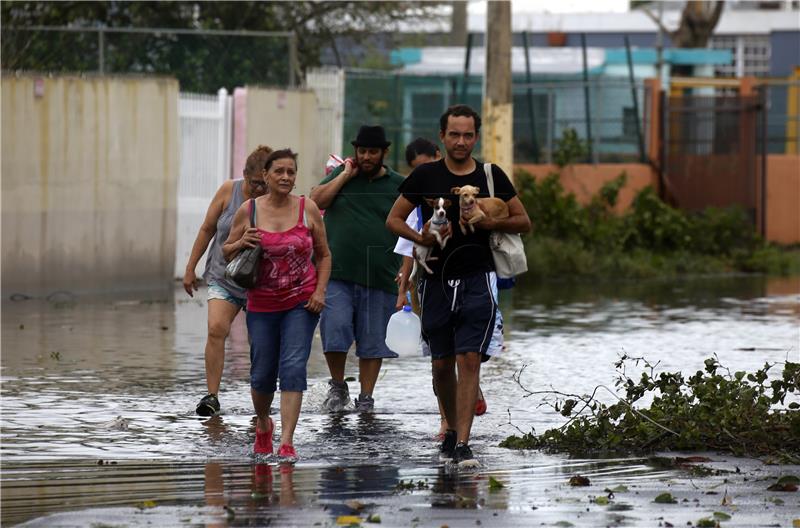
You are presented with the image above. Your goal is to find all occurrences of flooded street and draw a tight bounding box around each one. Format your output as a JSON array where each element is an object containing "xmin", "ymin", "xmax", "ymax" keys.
[{"xmin": 2, "ymin": 275, "xmax": 799, "ymax": 527}]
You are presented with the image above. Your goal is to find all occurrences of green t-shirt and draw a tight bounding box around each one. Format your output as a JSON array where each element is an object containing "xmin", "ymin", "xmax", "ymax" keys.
[{"xmin": 319, "ymin": 164, "xmax": 404, "ymax": 294}]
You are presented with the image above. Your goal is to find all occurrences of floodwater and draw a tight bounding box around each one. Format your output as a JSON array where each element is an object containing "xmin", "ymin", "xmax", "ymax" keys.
[{"xmin": 2, "ymin": 275, "xmax": 799, "ymax": 527}]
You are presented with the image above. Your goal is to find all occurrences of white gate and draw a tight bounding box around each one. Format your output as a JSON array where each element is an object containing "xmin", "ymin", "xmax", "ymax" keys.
[
  {"xmin": 175, "ymin": 89, "xmax": 233, "ymax": 278},
  {"xmin": 306, "ymin": 67, "xmax": 345, "ymax": 158}
]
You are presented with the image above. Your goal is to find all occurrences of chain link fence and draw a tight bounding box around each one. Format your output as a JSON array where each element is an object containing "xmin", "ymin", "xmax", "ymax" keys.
[
  {"xmin": 2, "ymin": 26, "xmax": 297, "ymax": 93},
  {"xmin": 762, "ymin": 80, "xmax": 800, "ymax": 154},
  {"xmin": 342, "ymin": 70, "xmax": 651, "ymax": 170}
]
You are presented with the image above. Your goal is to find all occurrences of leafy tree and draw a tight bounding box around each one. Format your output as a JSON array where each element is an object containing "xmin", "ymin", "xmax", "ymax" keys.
[
  {"xmin": 1, "ymin": 1, "xmax": 441, "ymax": 92},
  {"xmin": 631, "ymin": 1, "xmax": 724, "ymax": 77},
  {"xmin": 637, "ymin": 0, "xmax": 724, "ymax": 49}
]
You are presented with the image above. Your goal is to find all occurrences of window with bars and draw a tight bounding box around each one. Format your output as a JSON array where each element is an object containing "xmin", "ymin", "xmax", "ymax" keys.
[{"xmin": 710, "ymin": 35, "xmax": 771, "ymax": 77}]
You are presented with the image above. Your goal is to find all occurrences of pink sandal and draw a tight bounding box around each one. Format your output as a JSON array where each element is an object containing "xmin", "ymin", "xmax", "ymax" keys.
[
  {"xmin": 254, "ymin": 417, "xmax": 274, "ymax": 455},
  {"xmin": 277, "ymin": 443, "xmax": 298, "ymax": 463}
]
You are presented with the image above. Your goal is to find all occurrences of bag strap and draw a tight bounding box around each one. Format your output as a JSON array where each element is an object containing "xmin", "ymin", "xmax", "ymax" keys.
[
  {"xmin": 299, "ymin": 196, "xmax": 308, "ymax": 227},
  {"xmin": 415, "ymin": 205, "xmax": 423, "ymax": 231},
  {"xmin": 484, "ymin": 162, "xmax": 495, "ymax": 198},
  {"xmin": 249, "ymin": 198, "xmax": 256, "ymax": 228}
]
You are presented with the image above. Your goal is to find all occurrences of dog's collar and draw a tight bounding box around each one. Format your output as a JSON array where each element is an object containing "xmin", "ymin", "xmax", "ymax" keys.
[{"xmin": 431, "ymin": 217, "xmax": 449, "ymax": 226}]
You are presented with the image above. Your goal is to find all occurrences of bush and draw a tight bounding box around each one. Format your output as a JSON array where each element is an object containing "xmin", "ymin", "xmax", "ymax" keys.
[
  {"xmin": 515, "ymin": 167, "xmax": 800, "ymax": 278},
  {"xmin": 553, "ymin": 128, "xmax": 589, "ymax": 167},
  {"xmin": 501, "ymin": 356, "xmax": 800, "ymax": 460}
]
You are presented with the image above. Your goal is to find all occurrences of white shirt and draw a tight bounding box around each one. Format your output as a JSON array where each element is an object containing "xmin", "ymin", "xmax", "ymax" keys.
[{"xmin": 393, "ymin": 208, "xmax": 419, "ymax": 258}]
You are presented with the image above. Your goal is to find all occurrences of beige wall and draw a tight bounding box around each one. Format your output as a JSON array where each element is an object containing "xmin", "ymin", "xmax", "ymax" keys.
[
  {"xmin": 766, "ymin": 155, "xmax": 800, "ymax": 245},
  {"xmin": 244, "ymin": 87, "xmax": 324, "ymax": 195},
  {"xmin": 515, "ymin": 163, "xmax": 659, "ymax": 213},
  {"xmin": 2, "ymin": 74, "xmax": 179, "ymax": 296}
]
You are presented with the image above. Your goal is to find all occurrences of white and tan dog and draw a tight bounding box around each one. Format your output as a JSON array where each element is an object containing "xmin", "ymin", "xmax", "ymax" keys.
[
  {"xmin": 451, "ymin": 185, "xmax": 509, "ymax": 235},
  {"xmin": 413, "ymin": 197, "xmax": 452, "ymax": 275}
]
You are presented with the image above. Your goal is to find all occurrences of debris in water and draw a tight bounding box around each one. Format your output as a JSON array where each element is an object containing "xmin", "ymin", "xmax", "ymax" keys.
[
  {"xmin": 346, "ymin": 499, "xmax": 365, "ymax": 511},
  {"xmin": 654, "ymin": 492, "xmax": 677, "ymax": 504},
  {"xmin": 568, "ymin": 475, "xmax": 590, "ymax": 486},
  {"xmin": 767, "ymin": 475, "xmax": 799, "ymax": 492},
  {"xmin": 488, "ymin": 476, "xmax": 504, "ymax": 491},
  {"xmin": 101, "ymin": 416, "xmax": 131, "ymax": 431}
]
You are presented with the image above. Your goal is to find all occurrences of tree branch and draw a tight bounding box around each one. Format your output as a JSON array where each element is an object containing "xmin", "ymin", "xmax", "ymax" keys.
[
  {"xmin": 708, "ymin": 0, "xmax": 725, "ymax": 31},
  {"xmin": 640, "ymin": 6, "xmax": 674, "ymax": 38}
]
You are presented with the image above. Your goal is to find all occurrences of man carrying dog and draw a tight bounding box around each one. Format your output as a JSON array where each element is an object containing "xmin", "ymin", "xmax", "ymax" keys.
[
  {"xmin": 386, "ymin": 105, "xmax": 531, "ymax": 467},
  {"xmin": 310, "ymin": 125, "xmax": 404, "ymax": 413}
]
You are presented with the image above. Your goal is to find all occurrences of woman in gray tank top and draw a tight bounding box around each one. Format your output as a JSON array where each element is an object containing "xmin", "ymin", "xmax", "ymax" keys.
[{"xmin": 183, "ymin": 145, "xmax": 273, "ymax": 416}]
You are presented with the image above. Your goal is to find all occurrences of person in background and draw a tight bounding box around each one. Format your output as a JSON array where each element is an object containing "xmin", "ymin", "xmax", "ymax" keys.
[
  {"xmin": 184, "ymin": 145, "xmax": 273, "ymax": 417},
  {"xmin": 223, "ymin": 148, "xmax": 331, "ymax": 461},
  {"xmin": 309, "ymin": 125, "xmax": 404, "ymax": 413},
  {"xmin": 393, "ymin": 137, "xmax": 499, "ymax": 442}
]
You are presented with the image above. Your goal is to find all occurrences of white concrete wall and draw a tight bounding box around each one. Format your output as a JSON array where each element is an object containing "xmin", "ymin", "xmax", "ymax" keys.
[
  {"xmin": 1, "ymin": 74, "xmax": 179, "ymax": 296},
  {"xmin": 244, "ymin": 87, "xmax": 324, "ymax": 195}
]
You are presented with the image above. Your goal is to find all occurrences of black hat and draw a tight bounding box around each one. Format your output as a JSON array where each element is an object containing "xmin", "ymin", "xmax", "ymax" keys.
[{"xmin": 351, "ymin": 125, "xmax": 391, "ymax": 149}]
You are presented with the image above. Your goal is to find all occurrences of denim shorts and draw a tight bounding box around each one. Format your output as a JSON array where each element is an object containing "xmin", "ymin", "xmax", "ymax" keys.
[
  {"xmin": 320, "ymin": 280, "xmax": 398, "ymax": 359},
  {"xmin": 207, "ymin": 280, "xmax": 247, "ymax": 310},
  {"xmin": 246, "ymin": 302, "xmax": 319, "ymax": 393}
]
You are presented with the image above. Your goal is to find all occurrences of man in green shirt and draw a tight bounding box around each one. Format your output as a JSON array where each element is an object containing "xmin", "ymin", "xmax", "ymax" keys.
[{"xmin": 310, "ymin": 125, "xmax": 404, "ymax": 412}]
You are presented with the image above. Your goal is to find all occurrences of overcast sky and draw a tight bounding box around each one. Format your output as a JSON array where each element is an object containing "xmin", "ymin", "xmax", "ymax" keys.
[{"xmin": 467, "ymin": 0, "xmax": 631, "ymax": 14}]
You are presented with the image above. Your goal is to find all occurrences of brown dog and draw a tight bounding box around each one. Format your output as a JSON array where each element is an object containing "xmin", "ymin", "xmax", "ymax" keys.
[{"xmin": 451, "ymin": 185, "xmax": 509, "ymax": 235}]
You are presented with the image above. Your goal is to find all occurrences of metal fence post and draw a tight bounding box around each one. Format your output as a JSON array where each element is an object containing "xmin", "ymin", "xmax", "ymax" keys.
[
  {"xmin": 580, "ymin": 33, "xmax": 593, "ymax": 162},
  {"xmin": 624, "ymin": 36, "xmax": 646, "ymax": 163},
  {"xmin": 288, "ymin": 32, "xmax": 298, "ymax": 87},
  {"xmin": 547, "ymin": 88, "xmax": 554, "ymax": 164},
  {"xmin": 760, "ymin": 86, "xmax": 768, "ymax": 237},
  {"xmin": 461, "ymin": 32, "xmax": 473, "ymax": 103},
  {"xmin": 522, "ymin": 31, "xmax": 540, "ymax": 162},
  {"xmin": 98, "ymin": 28, "xmax": 105, "ymax": 74}
]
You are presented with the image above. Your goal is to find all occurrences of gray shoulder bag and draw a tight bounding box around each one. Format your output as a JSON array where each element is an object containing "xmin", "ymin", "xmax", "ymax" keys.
[
  {"xmin": 225, "ymin": 199, "xmax": 263, "ymax": 289},
  {"xmin": 485, "ymin": 163, "xmax": 528, "ymax": 279}
]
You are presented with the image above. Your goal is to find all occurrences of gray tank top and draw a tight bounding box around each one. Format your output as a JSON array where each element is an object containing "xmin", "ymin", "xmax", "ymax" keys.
[{"xmin": 203, "ymin": 179, "xmax": 247, "ymax": 299}]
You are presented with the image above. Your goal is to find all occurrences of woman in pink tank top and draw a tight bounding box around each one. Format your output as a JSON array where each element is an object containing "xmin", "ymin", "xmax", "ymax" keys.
[{"xmin": 223, "ymin": 149, "xmax": 331, "ymax": 462}]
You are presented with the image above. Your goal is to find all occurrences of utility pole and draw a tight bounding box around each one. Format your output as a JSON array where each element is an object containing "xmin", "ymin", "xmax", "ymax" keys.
[
  {"xmin": 451, "ymin": 1, "xmax": 467, "ymax": 46},
  {"xmin": 483, "ymin": 0, "xmax": 513, "ymax": 177}
]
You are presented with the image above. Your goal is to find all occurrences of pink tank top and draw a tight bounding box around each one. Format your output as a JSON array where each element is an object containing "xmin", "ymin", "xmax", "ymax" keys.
[{"xmin": 247, "ymin": 197, "xmax": 317, "ymax": 312}]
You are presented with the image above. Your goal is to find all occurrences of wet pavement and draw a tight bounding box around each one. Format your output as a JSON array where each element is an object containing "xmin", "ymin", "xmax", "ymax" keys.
[{"xmin": 2, "ymin": 275, "xmax": 799, "ymax": 526}]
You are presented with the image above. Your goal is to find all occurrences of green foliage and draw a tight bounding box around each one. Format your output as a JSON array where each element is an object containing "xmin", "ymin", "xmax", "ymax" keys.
[
  {"xmin": 553, "ymin": 128, "xmax": 589, "ymax": 167},
  {"xmin": 653, "ymin": 493, "xmax": 677, "ymax": 504},
  {"xmin": 1, "ymin": 1, "xmax": 441, "ymax": 92},
  {"xmin": 695, "ymin": 518, "xmax": 718, "ymax": 527},
  {"xmin": 502, "ymin": 356, "xmax": 800, "ymax": 459},
  {"xmin": 488, "ymin": 476, "xmax": 505, "ymax": 491},
  {"xmin": 515, "ymin": 168, "xmax": 800, "ymax": 278}
]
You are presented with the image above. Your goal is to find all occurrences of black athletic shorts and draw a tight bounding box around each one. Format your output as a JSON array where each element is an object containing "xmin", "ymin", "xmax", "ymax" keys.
[{"xmin": 418, "ymin": 272, "xmax": 497, "ymax": 359}]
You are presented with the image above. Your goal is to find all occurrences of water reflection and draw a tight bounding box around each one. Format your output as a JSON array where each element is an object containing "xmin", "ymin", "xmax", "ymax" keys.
[{"xmin": 2, "ymin": 275, "xmax": 798, "ymax": 526}]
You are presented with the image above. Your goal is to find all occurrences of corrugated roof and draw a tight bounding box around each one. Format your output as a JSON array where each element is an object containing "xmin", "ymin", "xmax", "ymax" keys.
[{"xmin": 394, "ymin": 47, "xmax": 732, "ymax": 76}]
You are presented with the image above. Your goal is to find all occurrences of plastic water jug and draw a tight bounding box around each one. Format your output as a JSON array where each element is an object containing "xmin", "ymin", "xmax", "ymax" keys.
[{"xmin": 385, "ymin": 306, "xmax": 421, "ymax": 356}]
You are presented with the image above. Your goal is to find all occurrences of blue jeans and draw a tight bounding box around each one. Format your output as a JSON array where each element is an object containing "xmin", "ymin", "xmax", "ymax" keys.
[
  {"xmin": 320, "ymin": 280, "xmax": 398, "ymax": 359},
  {"xmin": 246, "ymin": 302, "xmax": 319, "ymax": 393}
]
